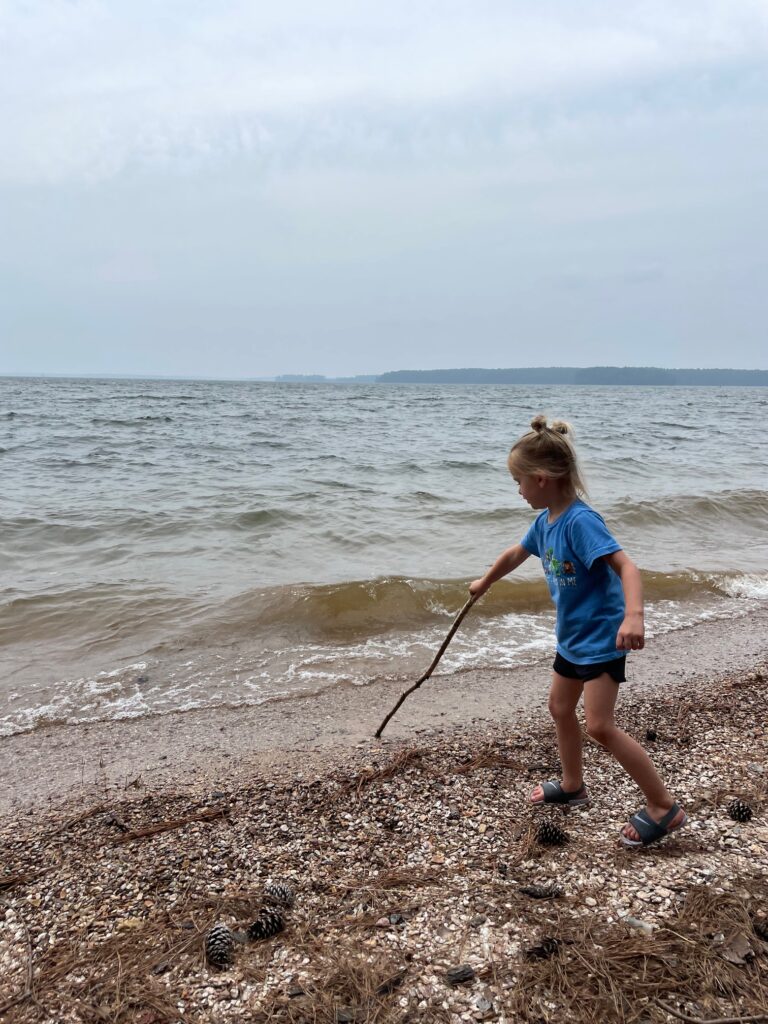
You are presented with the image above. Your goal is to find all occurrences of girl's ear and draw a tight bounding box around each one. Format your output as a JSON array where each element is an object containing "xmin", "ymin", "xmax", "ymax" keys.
[{"xmin": 535, "ymin": 474, "xmax": 548, "ymax": 489}]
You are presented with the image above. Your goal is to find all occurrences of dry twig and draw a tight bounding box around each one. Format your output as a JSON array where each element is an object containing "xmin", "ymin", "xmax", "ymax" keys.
[
  {"xmin": 48, "ymin": 801, "xmax": 112, "ymax": 836},
  {"xmin": 339, "ymin": 747, "xmax": 426, "ymax": 796},
  {"xmin": 0, "ymin": 871, "xmax": 45, "ymax": 893},
  {"xmin": 656, "ymin": 998, "xmax": 768, "ymax": 1023},
  {"xmin": 454, "ymin": 747, "xmax": 521, "ymax": 774},
  {"xmin": 113, "ymin": 805, "xmax": 228, "ymax": 843}
]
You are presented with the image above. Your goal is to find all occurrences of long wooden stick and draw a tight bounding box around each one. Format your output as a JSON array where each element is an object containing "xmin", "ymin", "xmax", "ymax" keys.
[{"xmin": 375, "ymin": 594, "xmax": 477, "ymax": 738}]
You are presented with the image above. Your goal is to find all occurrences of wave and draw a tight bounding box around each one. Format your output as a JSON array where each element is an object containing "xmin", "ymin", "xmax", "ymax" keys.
[
  {"xmin": 0, "ymin": 505, "xmax": 303, "ymax": 552},
  {"xmin": 233, "ymin": 508, "xmax": 304, "ymax": 529},
  {"xmin": 403, "ymin": 490, "xmax": 447, "ymax": 503},
  {"xmin": 6, "ymin": 569, "xmax": 768, "ymax": 647},
  {"xmin": 91, "ymin": 416, "xmax": 173, "ymax": 426},
  {"xmin": 0, "ymin": 584, "xmax": 199, "ymax": 648},
  {"xmin": 606, "ymin": 489, "xmax": 768, "ymax": 526},
  {"xmin": 212, "ymin": 570, "xmax": 767, "ymax": 640},
  {"xmin": 248, "ymin": 578, "xmax": 554, "ymax": 637},
  {"xmin": 112, "ymin": 394, "xmax": 206, "ymax": 402},
  {"xmin": 5, "ymin": 570, "xmax": 763, "ymax": 651},
  {"xmin": 440, "ymin": 460, "xmax": 494, "ymax": 471},
  {"xmin": 718, "ymin": 574, "xmax": 768, "ymax": 600},
  {"xmin": 650, "ymin": 420, "xmax": 699, "ymax": 430},
  {"xmin": 437, "ymin": 506, "xmax": 528, "ymax": 524}
]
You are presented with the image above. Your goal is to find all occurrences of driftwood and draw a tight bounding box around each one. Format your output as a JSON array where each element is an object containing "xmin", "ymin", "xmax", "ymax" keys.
[
  {"xmin": 375, "ymin": 594, "xmax": 476, "ymax": 738},
  {"xmin": 113, "ymin": 806, "xmax": 228, "ymax": 844}
]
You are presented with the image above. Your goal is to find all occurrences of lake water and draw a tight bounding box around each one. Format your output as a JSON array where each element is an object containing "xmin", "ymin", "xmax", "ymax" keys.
[{"xmin": 1, "ymin": 376, "xmax": 767, "ymax": 736}]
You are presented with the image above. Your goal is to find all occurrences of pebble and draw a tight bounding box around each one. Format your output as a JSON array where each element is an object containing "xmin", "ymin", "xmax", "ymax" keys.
[
  {"xmin": 624, "ymin": 917, "xmax": 658, "ymax": 934},
  {"xmin": 446, "ymin": 965, "xmax": 476, "ymax": 985}
]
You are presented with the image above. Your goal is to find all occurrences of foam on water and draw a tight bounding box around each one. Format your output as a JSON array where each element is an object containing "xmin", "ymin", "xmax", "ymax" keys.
[{"xmin": 716, "ymin": 573, "xmax": 768, "ymax": 600}]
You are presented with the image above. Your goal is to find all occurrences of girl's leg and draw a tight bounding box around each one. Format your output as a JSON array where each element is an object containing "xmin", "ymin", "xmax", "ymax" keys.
[
  {"xmin": 531, "ymin": 673, "xmax": 584, "ymax": 802},
  {"xmin": 582, "ymin": 674, "xmax": 684, "ymax": 839}
]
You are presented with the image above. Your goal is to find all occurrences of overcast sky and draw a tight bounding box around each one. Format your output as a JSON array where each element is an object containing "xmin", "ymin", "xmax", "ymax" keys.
[{"xmin": 1, "ymin": 1, "xmax": 767, "ymax": 378}]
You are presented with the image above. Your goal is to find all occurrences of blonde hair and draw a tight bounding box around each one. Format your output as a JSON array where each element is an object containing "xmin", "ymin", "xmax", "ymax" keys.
[{"xmin": 507, "ymin": 414, "xmax": 588, "ymax": 497}]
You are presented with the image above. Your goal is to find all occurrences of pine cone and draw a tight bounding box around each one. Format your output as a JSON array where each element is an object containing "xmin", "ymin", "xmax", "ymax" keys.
[
  {"xmin": 525, "ymin": 936, "xmax": 562, "ymax": 960},
  {"xmin": 519, "ymin": 883, "xmax": 563, "ymax": 900},
  {"xmin": 205, "ymin": 922, "xmax": 235, "ymax": 967},
  {"xmin": 535, "ymin": 819, "xmax": 569, "ymax": 846},
  {"xmin": 264, "ymin": 881, "xmax": 295, "ymax": 907},
  {"xmin": 247, "ymin": 907, "xmax": 284, "ymax": 941},
  {"xmin": 727, "ymin": 798, "xmax": 753, "ymax": 823}
]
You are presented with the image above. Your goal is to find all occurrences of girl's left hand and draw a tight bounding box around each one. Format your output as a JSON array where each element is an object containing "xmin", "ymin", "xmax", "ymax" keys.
[{"xmin": 616, "ymin": 614, "xmax": 645, "ymax": 651}]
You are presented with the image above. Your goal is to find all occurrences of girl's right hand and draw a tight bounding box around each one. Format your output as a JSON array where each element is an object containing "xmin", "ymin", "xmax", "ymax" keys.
[{"xmin": 469, "ymin": 578, "xmax": 489, "ymax": 597}]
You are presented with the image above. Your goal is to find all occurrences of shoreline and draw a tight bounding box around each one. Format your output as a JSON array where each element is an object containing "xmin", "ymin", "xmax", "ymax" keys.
[{"xmin": 2, "ymin": 606, "xmax": 767, "ymax": 816}]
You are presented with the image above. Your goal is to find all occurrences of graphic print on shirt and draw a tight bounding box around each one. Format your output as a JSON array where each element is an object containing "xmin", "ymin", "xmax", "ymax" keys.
[{"xmin": 543, "ymin": 547, "xmax": 578, "ymax": 588}]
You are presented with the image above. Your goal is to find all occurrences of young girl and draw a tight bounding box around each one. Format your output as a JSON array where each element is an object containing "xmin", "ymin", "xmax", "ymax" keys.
[{"xmin": 469, "ymin": 415, "xmax": 686, "ymax": 848}]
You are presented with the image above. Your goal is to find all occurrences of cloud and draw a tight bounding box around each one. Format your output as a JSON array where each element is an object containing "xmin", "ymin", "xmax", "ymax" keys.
[
  {"xmin": 2, "ymin": 1, "xmax": 767, "ymax": 376},
  {"xmin": 1, "ymin": 1, "xmax": 768, "ymax": 183}
]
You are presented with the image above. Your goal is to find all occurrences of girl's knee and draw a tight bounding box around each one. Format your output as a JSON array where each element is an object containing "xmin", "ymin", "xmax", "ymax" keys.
[
  {"xmin": 548, "ymin": 695, "xmax": 576, "ymax": 722},
  {"xmin": 585, "ymin": 718, "xmax": 616, "ymax": 745}
]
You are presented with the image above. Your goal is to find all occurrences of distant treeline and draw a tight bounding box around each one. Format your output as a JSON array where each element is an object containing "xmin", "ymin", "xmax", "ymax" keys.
[{"xmin": 376, "ymin": 367, "xmax": 768, "ymax": 386}]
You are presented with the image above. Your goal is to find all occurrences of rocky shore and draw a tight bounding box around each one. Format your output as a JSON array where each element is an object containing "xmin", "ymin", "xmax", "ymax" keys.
[{"xmin": 1, "ymin": 661, "xmax": 767, "ymax": 1023}]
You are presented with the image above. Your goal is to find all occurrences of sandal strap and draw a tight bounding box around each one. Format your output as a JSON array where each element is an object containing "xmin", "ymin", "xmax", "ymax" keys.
[
  {"xmin": 541, "ymin": 780, "xmax": 586, "ymax": 803},
  {"xmin": 656, "ymin": 802, "xmax": 682, "ymax": 830},
  {"xmin": 627, "ymin": 802, "xmax": 681, "ymax": 844},
  {"xmin": 626, "ymin": 811, "xmax": 664, "ymax": 844}
]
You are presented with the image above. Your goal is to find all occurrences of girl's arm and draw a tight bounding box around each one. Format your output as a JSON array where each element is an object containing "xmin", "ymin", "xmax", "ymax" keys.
[
  {"xmin": 470, "ymin": 543, "xmax": 531, "ymax": 597},
  {"xmin": 603, "ymin": 550, "xmax": 645, "ymax": 650}
]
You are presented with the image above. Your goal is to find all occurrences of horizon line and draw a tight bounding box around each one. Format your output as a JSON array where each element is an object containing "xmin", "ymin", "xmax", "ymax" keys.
[{"xmin": 1, "ymin": 367, "xmax": 767, "ymax": 384}]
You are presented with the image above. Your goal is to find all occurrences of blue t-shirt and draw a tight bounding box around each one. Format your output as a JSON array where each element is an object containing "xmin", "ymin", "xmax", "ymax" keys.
[{"xmin": 521, "ymin": 500, "xmax": 625, "ymax": 664}]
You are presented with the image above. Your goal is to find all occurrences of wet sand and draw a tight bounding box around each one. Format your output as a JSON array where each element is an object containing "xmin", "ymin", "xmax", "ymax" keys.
[{"xmin": 2, "ymin": 607, "xmax": 767, "ymax": 816}]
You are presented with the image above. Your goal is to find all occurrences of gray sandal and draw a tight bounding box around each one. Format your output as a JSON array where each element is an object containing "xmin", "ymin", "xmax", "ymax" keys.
[
  {"xmin": 533, "ymin": 780, "xmax": 591, "ymax": 807},
  {"xmin": 620, "ymin": 803, "xmax": 687, "ymax": 848}
]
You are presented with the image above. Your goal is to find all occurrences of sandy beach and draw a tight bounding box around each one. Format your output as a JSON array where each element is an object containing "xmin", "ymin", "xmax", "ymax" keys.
[
  {"xmin": 1, "ymin": 612, "xmax": 768, "ymax": 1022},
  {"xmin": 2, "ymin": 608, "xmax": 768, "ymax": 816}
]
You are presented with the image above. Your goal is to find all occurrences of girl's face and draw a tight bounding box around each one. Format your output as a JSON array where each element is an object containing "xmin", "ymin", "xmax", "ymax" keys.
[{"xmin": 514, "ymin": 473, "xmax": 549, "ymax": 508}]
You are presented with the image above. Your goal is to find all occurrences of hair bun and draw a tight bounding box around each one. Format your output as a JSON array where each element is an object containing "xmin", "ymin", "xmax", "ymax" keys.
[{"xmin": 529, "ymin": 414, "xmax": 573, "ymax": 437}]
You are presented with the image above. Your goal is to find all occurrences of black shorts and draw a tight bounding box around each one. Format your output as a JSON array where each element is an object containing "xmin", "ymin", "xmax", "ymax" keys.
[{"xmin": 553, "ymin": 652, "xmax": 626, "ymax": 683}]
